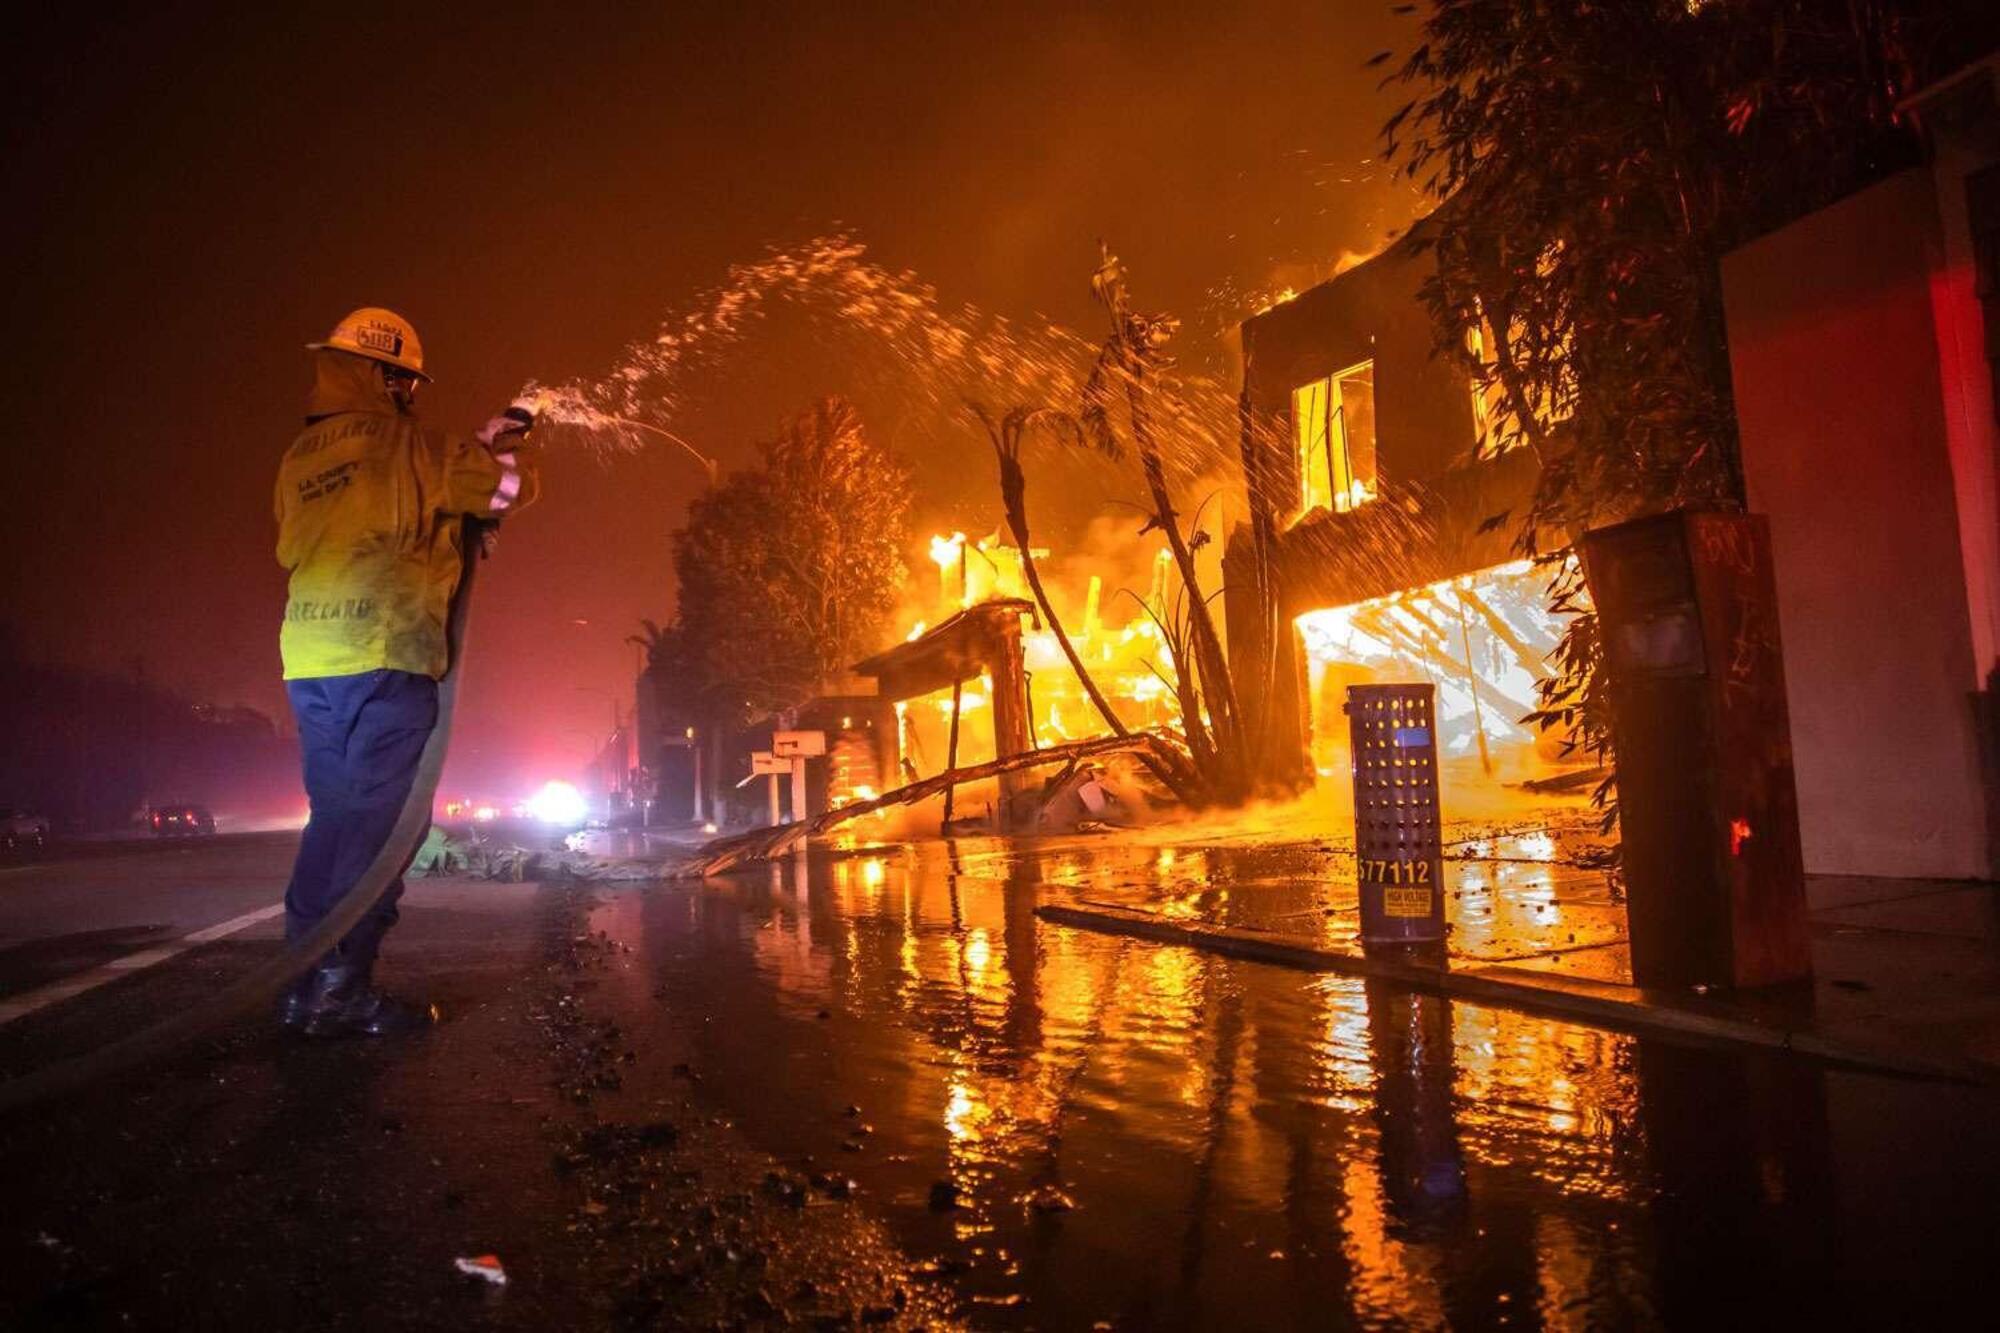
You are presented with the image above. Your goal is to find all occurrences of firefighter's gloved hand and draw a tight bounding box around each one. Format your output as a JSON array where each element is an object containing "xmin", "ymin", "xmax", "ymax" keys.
[{"xmin": 476, "ymin": 413, "xmax": 530, "ymax": 448}]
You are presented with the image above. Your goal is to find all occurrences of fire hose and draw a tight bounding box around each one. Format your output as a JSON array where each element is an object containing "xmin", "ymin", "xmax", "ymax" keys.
[{"xmin": 0, "ymin": 418, "xmax": 527, "ymax": 1114}]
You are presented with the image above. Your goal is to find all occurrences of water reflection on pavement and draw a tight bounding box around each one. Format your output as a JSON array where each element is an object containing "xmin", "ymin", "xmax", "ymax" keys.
[{"xmin": 593, "ymin": 838, "xmax": 1999, "ymax": 1328}]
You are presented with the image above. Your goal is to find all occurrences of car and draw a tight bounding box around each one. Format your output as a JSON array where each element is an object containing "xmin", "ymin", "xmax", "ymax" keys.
[
  {"xmin": 0, "ymin": 807, "xmax": 51, "ymax": 853},
  {"xmin": 148, "ymin": 804, "xmax": 216, "ymax": 837}
]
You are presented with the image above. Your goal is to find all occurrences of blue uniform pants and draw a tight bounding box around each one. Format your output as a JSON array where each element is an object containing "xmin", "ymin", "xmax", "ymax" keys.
[{"xmin": 284, "ymin": 669, "xmax": 438, "ymax": 966}]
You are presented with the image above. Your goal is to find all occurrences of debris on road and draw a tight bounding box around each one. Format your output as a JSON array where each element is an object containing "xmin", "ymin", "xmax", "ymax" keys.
[
  {"xmin": 681, "ymin": 732, "xmax": 1192, "ymax": 876},
  {"xmin": 1033, "ymin": 761, "xmax": 1136, "ymax": 833},
  {"xmin": 411, "ymin": 827, "xmax": 670, "ymax": 883},
  {"xmin": 1022, "ymin": 1184, "xmax": 1076, "ymax": 1213},
  {"xmin": 453, "ymin": 1253, "xmax": 508, "ymax": 1285}
]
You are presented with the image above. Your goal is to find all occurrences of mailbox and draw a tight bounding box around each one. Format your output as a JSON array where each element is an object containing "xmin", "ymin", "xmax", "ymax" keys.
[
  {"xmin": 1578, "ymin": 509, "xmax": 1810, "ymax": 989},
  {"xmin": 773, "ymin": 730, "xmax": 826, "ymax": 759}
]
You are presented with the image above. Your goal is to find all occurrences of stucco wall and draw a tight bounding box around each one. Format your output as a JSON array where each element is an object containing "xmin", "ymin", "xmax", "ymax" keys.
[{"xmin": 1722, "ymin": 169, "xmax": 1990, "ymax": 879}]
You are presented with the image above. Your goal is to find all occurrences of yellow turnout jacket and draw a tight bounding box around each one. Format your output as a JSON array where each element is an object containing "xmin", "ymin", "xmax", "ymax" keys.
[{"xmin": 276, "ymin": 351, "xmax": 539, "ymax": 680}]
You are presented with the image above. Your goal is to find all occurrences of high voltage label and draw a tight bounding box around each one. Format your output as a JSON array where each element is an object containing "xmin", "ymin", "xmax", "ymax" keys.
[{"xmin": 1383, "ymin": 887, "xmax": 1433, "ymax": 919}]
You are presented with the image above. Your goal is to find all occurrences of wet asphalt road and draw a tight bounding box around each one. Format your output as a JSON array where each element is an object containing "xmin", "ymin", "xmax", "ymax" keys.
[
  {"xmin": 0, "ymin": 833, "xmax": 297, "ymax": 990},
  {"xmin": 3, "ymin": 832, "xmax": 2000, "ymax": 1328}
]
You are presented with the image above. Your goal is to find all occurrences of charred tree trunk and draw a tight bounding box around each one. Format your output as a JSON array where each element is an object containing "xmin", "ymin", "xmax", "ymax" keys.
[
  {"xmin": 1015, "ymin": 524, "xmax": 1128, "ymax": 738},
  {"xmin": 1086, "ymin": 245, "xmax": 1251, "ymax": 801},
  {"xmin": 972, "ymin": 402, "xmax": 1206, "ymax": 808},
  {"xmin": 942, "ymin": 676, "xmax": 963, "ymax": 825}
]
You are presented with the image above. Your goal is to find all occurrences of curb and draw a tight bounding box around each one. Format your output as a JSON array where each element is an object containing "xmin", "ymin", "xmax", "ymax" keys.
[{"xmin": 1035, "ymin": 902, "xmax": 1996, "ymax": 1086}]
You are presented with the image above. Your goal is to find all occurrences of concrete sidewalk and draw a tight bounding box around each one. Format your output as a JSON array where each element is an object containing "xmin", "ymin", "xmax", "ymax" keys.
[{"xmin": 1013, "ymin": 820, "xmax": 2000, "ymax": 1083}]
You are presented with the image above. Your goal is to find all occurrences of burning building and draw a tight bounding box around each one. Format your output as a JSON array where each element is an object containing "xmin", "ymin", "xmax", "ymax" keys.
[{"xmin": 1224, "ymin": 235, "xmax": 1576, "ymax": 795}]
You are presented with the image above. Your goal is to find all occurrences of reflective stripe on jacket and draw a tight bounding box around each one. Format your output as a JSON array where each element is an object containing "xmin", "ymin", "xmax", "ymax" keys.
[{"xmin": 275, "ymin": 350, "xmax": 541, "ymax": 680}]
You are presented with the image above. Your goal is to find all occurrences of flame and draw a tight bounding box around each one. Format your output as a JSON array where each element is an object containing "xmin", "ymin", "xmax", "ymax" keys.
[
  {"xmin": 1254, "ymin": 286, "xmax": 1299, "ymax": 316},
  {"xmin": 929, "ymin": 531, "xmax": 967, "ymax": 569},
  {"xmin": 828, "ymin": 526, "xmax": 1213, "ymax": 806}
]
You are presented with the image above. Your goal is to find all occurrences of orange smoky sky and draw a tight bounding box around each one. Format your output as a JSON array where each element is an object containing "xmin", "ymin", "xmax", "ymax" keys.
[{"xmin": 0, "ymin": 0, "xmax": 1418, "ymax": 794}]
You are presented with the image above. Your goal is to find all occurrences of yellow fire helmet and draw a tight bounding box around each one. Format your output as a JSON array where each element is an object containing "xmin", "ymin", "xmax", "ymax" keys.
[{"xmin": 306, "ymin": 307, "xmax": 431, "ymax": 381}]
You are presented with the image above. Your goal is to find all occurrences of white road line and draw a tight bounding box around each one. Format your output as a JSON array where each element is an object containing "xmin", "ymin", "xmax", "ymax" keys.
[
  {"xmin": 0, "ymin": 903, "xmax": 285, "ymax": 1028},
  {"xmin": 184, "ymin": 904, "xmax": 287, "ymax": 943}
]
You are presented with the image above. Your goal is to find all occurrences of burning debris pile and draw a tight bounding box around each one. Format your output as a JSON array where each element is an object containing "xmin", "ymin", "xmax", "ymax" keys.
[
  {"xmin": 897, "ymin": 246, "xmax": 1263, "ymax": 821},
  {"xmin": 888, "ymin": 531, "xmax": 1187, "ymax": 790},
  {"xmin": 1295, "ymin": 558, "xmax": 1582, "ymax": 782}
]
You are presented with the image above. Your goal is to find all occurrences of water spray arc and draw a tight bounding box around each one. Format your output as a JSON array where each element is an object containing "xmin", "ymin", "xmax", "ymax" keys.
[
  {"xmin": 563, "ymin": 410, "xmax": 720, "ymax": 486},
  {"xmin": 614, "ymin": 417, "xmax": 719, "ymax": 484},
  {"xmin": 518, "ymin": 234, "xmax": 1246, "ymax": 485}
]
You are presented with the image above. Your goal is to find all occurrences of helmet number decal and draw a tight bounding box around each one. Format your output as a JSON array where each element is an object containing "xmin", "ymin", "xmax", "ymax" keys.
[{"xmin": 354, "ymin": 323, "xmax": 405, "ymax": 357}]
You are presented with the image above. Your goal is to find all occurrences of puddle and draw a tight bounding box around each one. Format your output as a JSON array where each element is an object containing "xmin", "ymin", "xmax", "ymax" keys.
[{"xmin": 592, "ymin": 838, "xmax": 2000, "ymax": 1327}]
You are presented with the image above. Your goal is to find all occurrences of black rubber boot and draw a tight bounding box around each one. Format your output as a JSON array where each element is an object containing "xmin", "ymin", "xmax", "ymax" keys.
[
  {"xmin": 276, "ymin": 970, "xmax": 320, "ymax": 1031},
  {"xmin": 299, "ymin": 958, "xmax": 429, "ymax": 1038}
]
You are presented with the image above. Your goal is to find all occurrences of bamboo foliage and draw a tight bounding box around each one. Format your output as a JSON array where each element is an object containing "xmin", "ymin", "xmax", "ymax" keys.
[{"xmin": 1379, "ymin": 0, "xmax": 1995, "ymax": 835}]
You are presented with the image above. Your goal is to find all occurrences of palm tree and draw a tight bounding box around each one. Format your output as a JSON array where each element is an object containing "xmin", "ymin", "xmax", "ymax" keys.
[
  {"xmin": 968, "ymin": 401, "xmax": 1202, "ymax": 805},
  {"xmin": 1081, "ymin": 245, "xmax": 1247, "ymax": 798}
]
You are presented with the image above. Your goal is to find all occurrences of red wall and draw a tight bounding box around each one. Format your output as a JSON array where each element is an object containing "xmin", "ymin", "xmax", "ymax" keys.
[{"xmin": 1722, "ymin": 169, "xmax": 1990, "ymax": 879}]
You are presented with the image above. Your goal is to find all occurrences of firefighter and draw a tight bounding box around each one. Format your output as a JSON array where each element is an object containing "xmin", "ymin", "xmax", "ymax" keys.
[{"xmin": 275, "ymin": 307, "xmax": 539, "ymax": 1036}]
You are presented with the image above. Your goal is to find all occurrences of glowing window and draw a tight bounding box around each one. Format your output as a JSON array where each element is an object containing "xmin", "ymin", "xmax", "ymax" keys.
[
  {"xmin": 1466, "ymin": 325, "xmax": 1510, "ymax": 459},
  {"xmin": 1464, "ymin": 302, "xmax": 1572, "ymax": 457},
  {"xmin": 1292, "ymin": 360, "xmax": 1376, "ymax": 519}
]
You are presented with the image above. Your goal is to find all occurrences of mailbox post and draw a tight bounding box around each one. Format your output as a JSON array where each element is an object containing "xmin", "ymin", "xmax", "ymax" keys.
[
  {"xmin": 750, "ymin": 750, "xmax": 790, "ymax": 827},
  {"xmin": 773, "ymin": 730, "xmax": 826, "ymax": 824}
]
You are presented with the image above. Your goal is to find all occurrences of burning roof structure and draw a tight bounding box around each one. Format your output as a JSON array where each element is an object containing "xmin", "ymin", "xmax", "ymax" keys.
[
  {"xmin": 854, "ymin": 598, "xmax": 1037, "ymax": 819},
  {"xmin": 808, "ymin": 527, "xmax": 1195, "ymax": 829}
]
